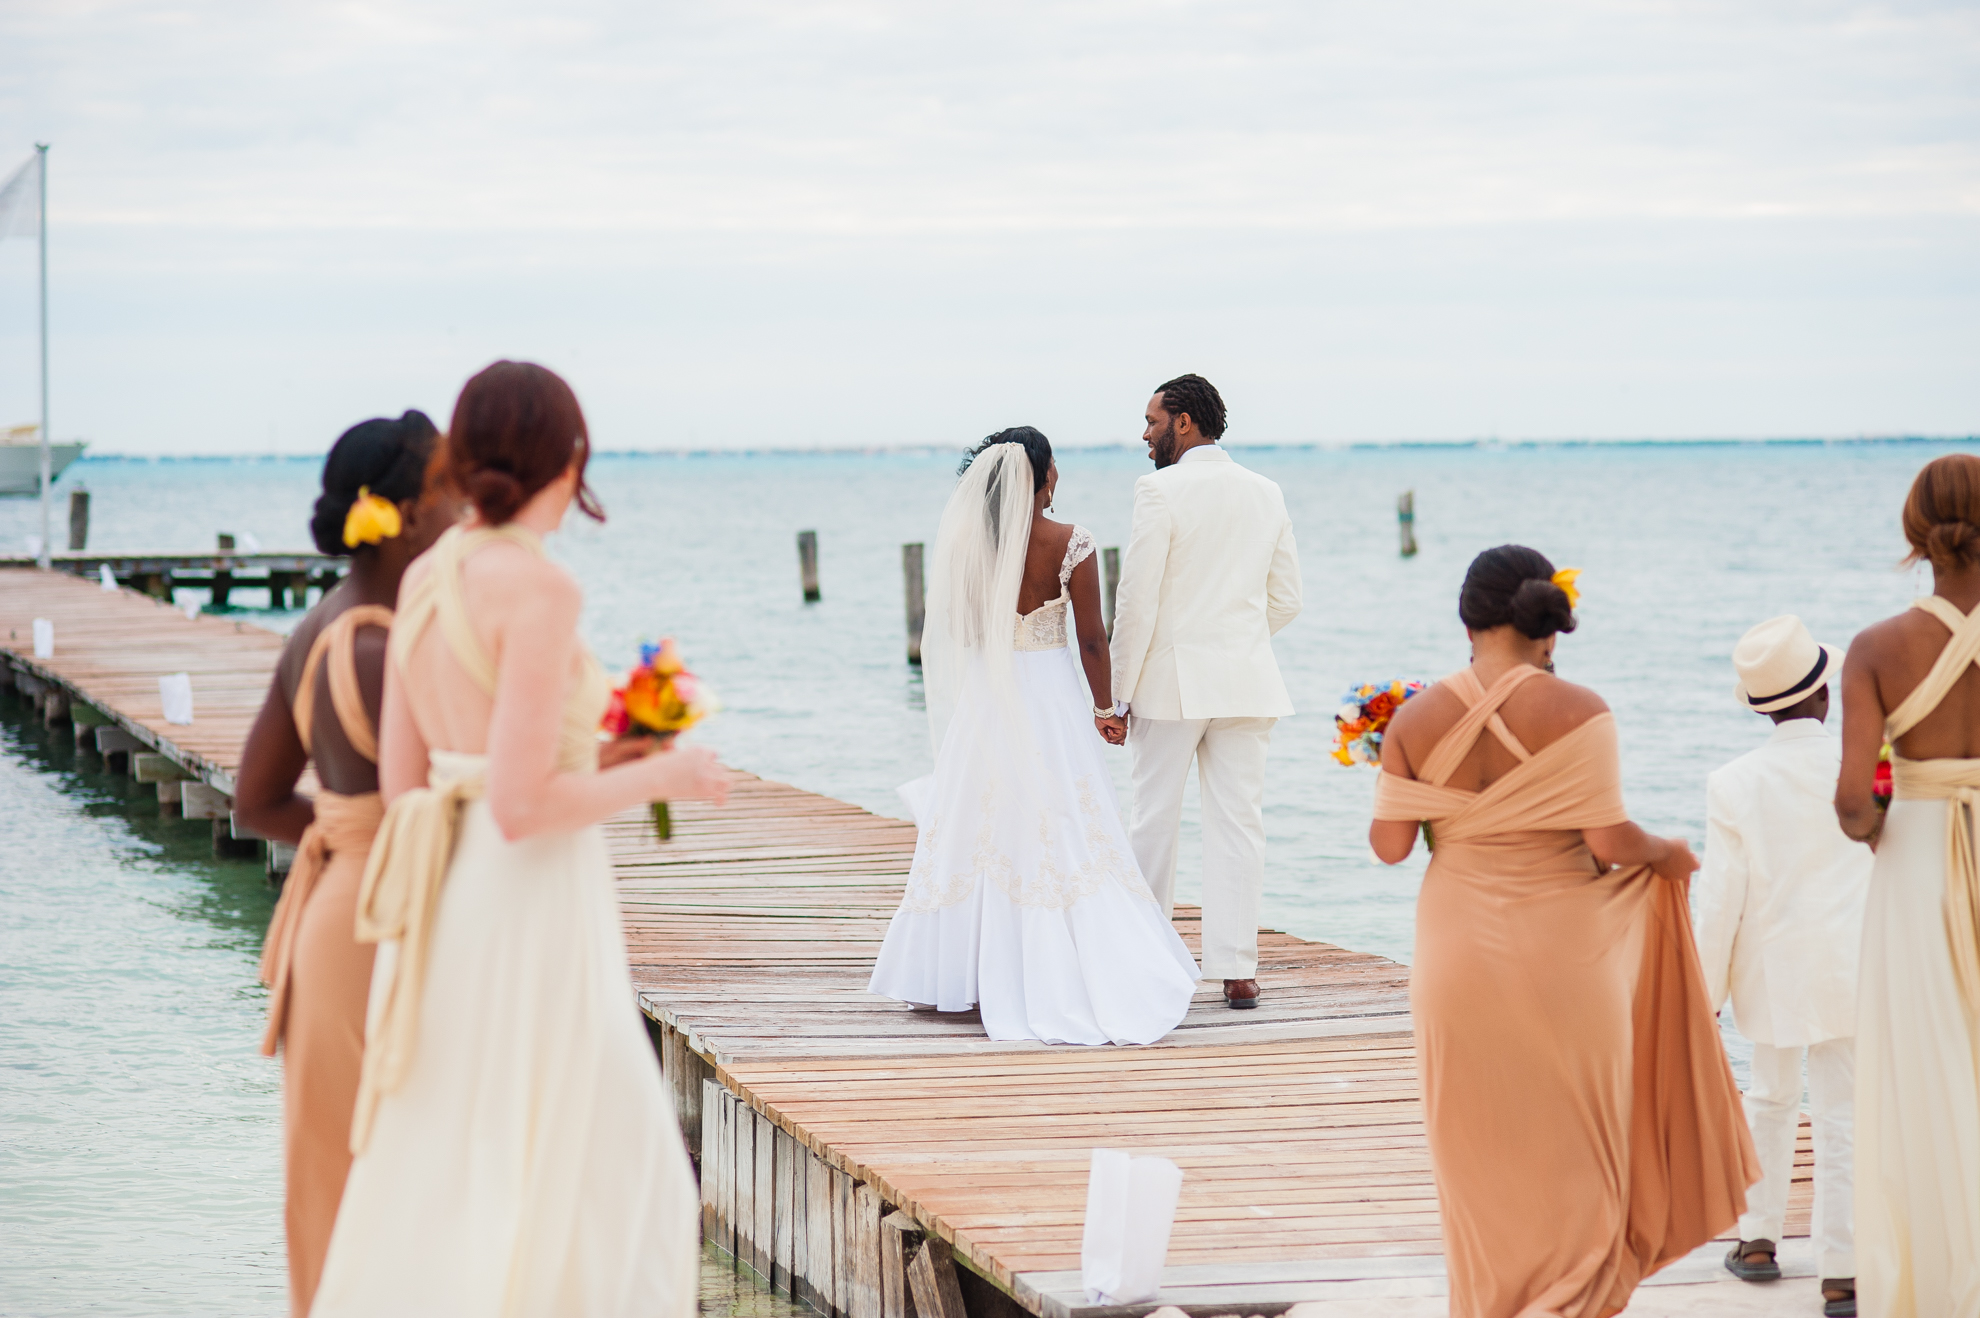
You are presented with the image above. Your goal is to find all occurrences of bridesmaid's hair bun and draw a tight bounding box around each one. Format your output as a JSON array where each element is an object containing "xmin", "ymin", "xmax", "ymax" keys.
[
  {"xmin": 1459, "ymin": 544, "xmax": 1578, "ymax": 640},
  {"xmin": 1510, "ymin": 576, "xmax": 1576, "ymax": 639},
  {"xmin": 465, "ymin": 467, "xmax": 527, "ymax": 525},
  {"xmin": 1903, "ymin": 453, "xmax": 1980, "ymax": 571},
  {"xmin": 437, "ymin": 360, "xmax": 605, "ymax": 527},
  {"xmin": 309, "ymin": 410, "xmax": 440, "ymax": 557}
]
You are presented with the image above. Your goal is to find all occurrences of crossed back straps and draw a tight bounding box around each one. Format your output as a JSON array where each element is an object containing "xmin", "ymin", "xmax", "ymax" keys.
[
  {"xmin": 1886, "ymin": 595, "xmax": 1980, "ymax": 742},
  {"xmin": 292, "ymin": 604, "xmax": 396, "ymax": 763},
  {"xmin": 1417, "ymin": 664, "xmax": 1545, "ymax": 789}
]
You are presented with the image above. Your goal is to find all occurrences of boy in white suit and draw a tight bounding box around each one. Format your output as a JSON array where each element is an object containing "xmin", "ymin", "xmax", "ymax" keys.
[
  {"xmin": 1102, "ymin": 375, "xmax": 1302, "ymax": 1009},
  {"xmin": 1699, "ymin": 615, "xmax": 1872, "ymax": 1318}
]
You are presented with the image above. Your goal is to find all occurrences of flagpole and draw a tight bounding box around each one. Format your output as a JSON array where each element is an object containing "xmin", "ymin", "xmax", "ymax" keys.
[{"xmin": 35, "ymin": 142, "xmax": 50, "ymax": 571}]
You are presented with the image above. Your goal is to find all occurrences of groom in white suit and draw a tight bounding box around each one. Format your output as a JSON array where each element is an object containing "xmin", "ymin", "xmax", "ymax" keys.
[{"xmin": 1100, "ymin": 375, "xmax": 1302, "ymax": 1008}]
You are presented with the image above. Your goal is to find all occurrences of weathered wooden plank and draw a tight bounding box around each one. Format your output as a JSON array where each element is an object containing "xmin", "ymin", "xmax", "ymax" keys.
[
  {"xmin": 790, "ymin": 1143, "xmax": 809, "ymax": 1302},
  {"xmin": 806, "ymin": 1140, "xmax": 836, "ymax": 1316},
  {"xmin": 701, "ymin": 1077, "xmax": 722, "ymax": 1245},
  {"xmin": 733, "ymin": 1096, "xmax": 756, "ymax": 1273},
  {"xmin": 881, "ymin": 1210, "xmax": 921, "ymax": 1318},
  {"xmin": 753, "ymin": 1108, "xmax": 776, "ymax": 1281},
  {"xmin": 773, "ymin": 1123, "xmax": 797, "ymax": 1294},
  {"xmin": 907, "ymin": 1235, "xmax": 967, "ymax": 1318},
  {"xmin": 831, "ymin": 1166, "xmax": 854, "ymax": 1318},
  {"xmin": 850, "ymin": 1180, "xmax": 884, "ymax": 1318}
]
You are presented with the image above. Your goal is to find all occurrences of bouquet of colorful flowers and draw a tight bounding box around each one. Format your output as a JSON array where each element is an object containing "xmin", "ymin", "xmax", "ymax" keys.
[
  {"xmin": 1332, "ymin": 679, "xmax": 1426, "ymax": 767},
  {"xmin": 1874, "ymin": 743, "xmax": 1894, "ymax": 813},
  {"xmin": 601, "ymin": 638, "xmax": 717, "ymax": 841}
]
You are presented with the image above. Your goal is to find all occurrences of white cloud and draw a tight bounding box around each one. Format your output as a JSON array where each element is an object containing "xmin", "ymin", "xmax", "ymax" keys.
[{"xmin": 0, "ymin": 0, "xmax": 1974, "ymax": 451}]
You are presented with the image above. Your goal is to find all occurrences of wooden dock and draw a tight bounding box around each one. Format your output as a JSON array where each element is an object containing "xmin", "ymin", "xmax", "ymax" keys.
[
  {"xmin": 1, "ymin": 565, "xmax": 1820, "ymax": 1317},
  {"xmin": 0, "ymin": 548, "xmax": 343, "ymax": 608}
]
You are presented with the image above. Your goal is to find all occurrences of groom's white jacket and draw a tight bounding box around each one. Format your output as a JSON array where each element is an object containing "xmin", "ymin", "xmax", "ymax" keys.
[{"xmin": 1110, "ymin": 445, "xmax": 1302, "ymax": 721}]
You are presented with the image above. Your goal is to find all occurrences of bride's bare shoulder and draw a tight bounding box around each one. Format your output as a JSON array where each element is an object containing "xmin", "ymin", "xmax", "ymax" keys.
[{"xmin": 1032, "ymin": 516, "xmax": 1075, "ymax": 547}]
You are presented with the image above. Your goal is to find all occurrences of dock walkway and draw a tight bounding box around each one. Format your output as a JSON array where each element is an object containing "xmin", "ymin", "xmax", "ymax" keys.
[{"xmin": 2, "ymin": 566, "xmax": 1818, "ymax": 1317}]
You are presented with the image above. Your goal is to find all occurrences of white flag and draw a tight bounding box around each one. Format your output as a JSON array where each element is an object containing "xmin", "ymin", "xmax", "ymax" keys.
[{"xmin": 0, "ymin": 153, "xmax": 37, "ymax": 242}]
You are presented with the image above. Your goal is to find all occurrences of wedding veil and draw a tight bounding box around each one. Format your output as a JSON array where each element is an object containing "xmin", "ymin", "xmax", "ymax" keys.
[{"xmin": 920, "ymin": 441, "xmax": 1037, "ymax": 760}]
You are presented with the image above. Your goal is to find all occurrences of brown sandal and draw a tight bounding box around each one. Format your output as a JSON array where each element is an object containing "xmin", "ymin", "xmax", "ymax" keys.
[
  {"xmin": 1723, "ymin": 1238, "xmax": 1780, "ymax": 1282},
  {"xmin": 1820, "ymin": 1277, "xmax": 1856, "ymax": 1317}
]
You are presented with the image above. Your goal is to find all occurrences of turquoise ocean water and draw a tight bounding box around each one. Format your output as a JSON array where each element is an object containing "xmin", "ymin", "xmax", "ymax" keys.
[{"xmin": 0, "ymin": 440, "xmax": 1968, "ymax": 1313}]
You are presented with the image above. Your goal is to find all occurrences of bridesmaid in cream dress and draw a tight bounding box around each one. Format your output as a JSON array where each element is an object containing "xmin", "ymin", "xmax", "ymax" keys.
[
  {"xmin": 310, "ymin": 362, "xmax": 729, "ymax": 1318},
  {"xmin": 1836, "ymin": 454, "xmax": 1980, "ymax": 1318}
]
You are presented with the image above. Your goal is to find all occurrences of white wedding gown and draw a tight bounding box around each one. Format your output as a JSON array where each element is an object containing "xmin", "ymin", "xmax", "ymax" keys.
[{"xmin": 869, "ymin": 526, "xmax": 1200, "ymax": 1045}]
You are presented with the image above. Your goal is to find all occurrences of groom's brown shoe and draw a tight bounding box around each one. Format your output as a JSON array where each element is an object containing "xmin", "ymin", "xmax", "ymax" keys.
[{"xmin": 1223, "ymin": 978, "xmax": 1260, "ymax": 1009}]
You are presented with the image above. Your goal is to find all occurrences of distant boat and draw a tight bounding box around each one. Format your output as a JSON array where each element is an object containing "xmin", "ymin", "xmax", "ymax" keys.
[{"xmin": 0, "ymin": 423, "xmax": 86, "ymax": 497}]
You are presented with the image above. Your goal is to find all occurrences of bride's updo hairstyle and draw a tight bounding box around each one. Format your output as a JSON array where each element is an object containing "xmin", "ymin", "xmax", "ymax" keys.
[
  {"xmin": 958, "ymin": 426, "xmax": 1052, "ymax": 492},
  {"xmin": 1459, "ymin": 544, "xmax": 1577, "ymax": 640},
  {"xmin": 435, "ymin": 360, "xmax": 605, "ymax": 526},
  {"xmin": 309, "ymin": 410, "xmax": 439, "ymax": 556},
  {"xmin": 1901, "ymin": 453, "xmax": 1980, "ymax": 571}
]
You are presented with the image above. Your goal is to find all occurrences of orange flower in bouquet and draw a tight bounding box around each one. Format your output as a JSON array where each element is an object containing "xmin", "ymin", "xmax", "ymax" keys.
[{"xmin": 601, "ymin": 638, "xmax": 717, "ymax": 840}]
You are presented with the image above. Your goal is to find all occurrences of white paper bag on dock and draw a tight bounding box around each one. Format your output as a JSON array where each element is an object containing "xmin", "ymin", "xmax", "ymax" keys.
[
  {"xmin": 1080, "ymin": 1147, "xmax": 1183, "ymax": 1305},
  {"xmin": 32, "ymin": 618, "xmax": 52, "ymax": 658},
  {"xmin": 99, "ymin": 564, "xmax": 116, "ymax": 591},
  {"xmin": 159, "ymin": 673, "xmax": 194, "ymax": 725}
]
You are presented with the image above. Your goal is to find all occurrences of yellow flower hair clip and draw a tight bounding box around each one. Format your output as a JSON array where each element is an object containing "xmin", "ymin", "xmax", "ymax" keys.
[
  {"xmin": 342, "ymin": 487, "xmax": 403, "ymax": 548},
  {"xmin": 1551, "ymin": 567, "xmax": 1581, "ymax": 608}
]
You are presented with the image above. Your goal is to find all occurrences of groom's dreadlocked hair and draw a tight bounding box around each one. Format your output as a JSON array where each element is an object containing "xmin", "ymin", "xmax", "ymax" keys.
[
  {"xmin": 1156, "ymin": 374, "xmax": 1227, "ymax": 440},
  {"xmin": 959, "ymin": 426, "xmax": 1053, "ymax": 493}
]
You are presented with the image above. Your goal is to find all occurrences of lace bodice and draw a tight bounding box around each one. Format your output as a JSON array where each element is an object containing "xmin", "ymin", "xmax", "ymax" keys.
[{"xmin": 1014, "ymin": 525, "xmax": 1097, "ymax": 652}]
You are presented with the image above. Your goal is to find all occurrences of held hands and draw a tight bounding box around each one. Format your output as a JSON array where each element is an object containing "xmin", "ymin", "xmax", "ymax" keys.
[{"xmin": 1094, "ymin": 715, "xmax": 1127, "ymax": 746}]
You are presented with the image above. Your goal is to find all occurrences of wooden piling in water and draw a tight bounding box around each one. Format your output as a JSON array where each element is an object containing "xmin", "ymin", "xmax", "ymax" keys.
[
  {"xmin": 1101, "ymin": 546, "xmax": 1120, "ymax": 637},
  {"xmin": 798, "ymin": 530, "xmax": 821, "ymax": 603},
  {"xmin": 213, "ymin": 534, "xmax": 236, "ymax": 608},
  {"xmin": 67, "ymin": 488, "xmax": 88, "ymax": 551},
  {"xmin": 1398, "ymin": 490, "xmax": 1418, "ymax": 558},
  {"xmin": 902, "ymin": 543, "xmax": 925, "ymax": 665}
]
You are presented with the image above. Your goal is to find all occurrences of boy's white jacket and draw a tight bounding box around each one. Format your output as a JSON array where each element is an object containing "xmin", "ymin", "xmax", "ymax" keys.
[
  {"xmin": 1697, "ymin": 719, "xmax": 1873, "ymax": 1046},
  {"xmin": 1108, "ymin": 446, "xmax": 1302, "ymax": 721}
]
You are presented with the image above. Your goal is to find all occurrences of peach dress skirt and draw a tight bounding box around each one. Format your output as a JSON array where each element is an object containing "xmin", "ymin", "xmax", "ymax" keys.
[{"xmin": 1375, "ymin": 666, "xmax": 1757, "ymax": 1318}]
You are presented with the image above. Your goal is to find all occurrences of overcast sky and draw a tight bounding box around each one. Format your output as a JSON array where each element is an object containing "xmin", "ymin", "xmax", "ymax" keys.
[{"xmin": 0, "ymin": 0, "xmax": 1975, "ymax": 454}]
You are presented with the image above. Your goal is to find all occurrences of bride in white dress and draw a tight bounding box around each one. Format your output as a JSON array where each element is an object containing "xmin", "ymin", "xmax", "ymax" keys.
[
  {"xmin": 310, "ymin": 362, "xmax": 729, "ymax": 1317},
  {"xmin": 869, "ymin": 428, "xmax": 1200, "ymax": 1045}
]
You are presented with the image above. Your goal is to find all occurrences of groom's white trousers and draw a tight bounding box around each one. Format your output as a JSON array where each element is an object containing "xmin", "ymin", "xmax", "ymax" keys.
[{"xmin": 1127, "ymin": 714, "xmax": 1276, "ymax": 981}]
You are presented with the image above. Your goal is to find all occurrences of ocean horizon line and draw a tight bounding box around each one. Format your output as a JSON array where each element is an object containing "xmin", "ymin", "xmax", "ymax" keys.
[{"xmin": 53, "ymin": 433, "xmax": 1980, "ymax": 463}]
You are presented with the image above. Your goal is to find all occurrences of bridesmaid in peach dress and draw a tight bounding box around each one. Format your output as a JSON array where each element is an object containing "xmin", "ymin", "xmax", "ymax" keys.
[
  {"xmin": 1370, "ymin": 545, "xmax": 1758, "ymax": 1318},
  {"xmin": 234, "ymin": 411, "xmax": 446, "ymax": 1317}
]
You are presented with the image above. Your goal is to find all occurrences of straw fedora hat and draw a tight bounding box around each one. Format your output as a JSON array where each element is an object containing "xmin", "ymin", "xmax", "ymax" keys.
[{"xmin": 1732, "ymin": 615, "xmax": 1842, "ymax": 713}]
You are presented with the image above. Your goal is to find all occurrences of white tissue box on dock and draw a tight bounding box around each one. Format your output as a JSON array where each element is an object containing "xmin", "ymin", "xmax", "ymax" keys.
[{"xmin": 1080, "ymin": 1147, "xmax": 1183, "ymax": 1306}]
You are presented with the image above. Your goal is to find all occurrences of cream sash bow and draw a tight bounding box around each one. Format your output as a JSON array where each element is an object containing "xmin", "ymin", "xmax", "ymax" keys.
[
  {"xmin": 258, "ymin": 790, "xmax": 384, "ymax": 1055},
  {"xmin": 347, "ymin": 759, "xmax": 485, "ymax": 1153},
  {"xmin": 1886, "ymin": 594, "xmax": 1980, "ymax": 1018}
]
